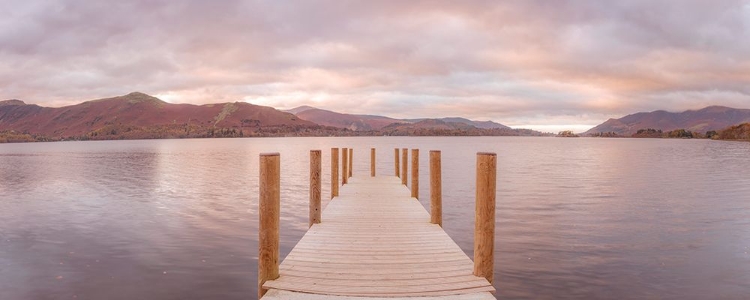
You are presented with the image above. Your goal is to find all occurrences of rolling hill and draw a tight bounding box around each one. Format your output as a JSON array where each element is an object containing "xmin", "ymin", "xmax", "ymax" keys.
[
  {"xmin": 584, "ymin": 106, "xmax": 750, "ymax": 136},
  {"xmin": 379, "ymin": 119, "xmax": 546, "ymax": 136},
  {"xmin": 405, "ymin": 117, "xmax": 511, "ymax": 130},
  {"xmin": 1, "ymin": 93, "xmax": 545, "ymax": 142},
  {"xmin": 0, "ymin": 92, "xmax": 318, "ymax": 140},
  {"xmin": 289, "ymin": 107, "xmax": 400, "ymax": 131},
  {"xmin": 288, "ymin": 106, "xmax": 512, "ymax": 131}
]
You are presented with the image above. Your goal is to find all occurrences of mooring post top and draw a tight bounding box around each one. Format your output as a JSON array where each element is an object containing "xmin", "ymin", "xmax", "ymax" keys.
[
  {"xmin": 260, "ymin": 152, "xmax": 280, "ymax": 157},
  {"xmin": 477, "ymin": 152, "xmax": 496, "ymax": 156}
]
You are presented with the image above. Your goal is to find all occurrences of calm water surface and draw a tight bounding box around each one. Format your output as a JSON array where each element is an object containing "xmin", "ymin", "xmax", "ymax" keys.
[{"xmin": 1, "ymin": 137, "xmax": 749, "ymax": 299}]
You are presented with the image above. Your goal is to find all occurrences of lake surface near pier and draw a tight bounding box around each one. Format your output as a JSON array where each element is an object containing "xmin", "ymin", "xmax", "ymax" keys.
[{"xmin": 1, "ymin": 137, "xmax": 750, "ymax": 299}]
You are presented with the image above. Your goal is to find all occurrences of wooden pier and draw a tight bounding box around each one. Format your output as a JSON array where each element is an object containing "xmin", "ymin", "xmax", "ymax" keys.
[{"xmin": 259, "ymin": 148, "xmax": 497, "ymax": 299}]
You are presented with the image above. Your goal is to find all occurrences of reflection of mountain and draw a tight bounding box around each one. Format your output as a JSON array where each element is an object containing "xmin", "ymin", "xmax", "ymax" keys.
[{"xmin": 585, "ymin": 106, "xmax": 750, "ymax": 136}]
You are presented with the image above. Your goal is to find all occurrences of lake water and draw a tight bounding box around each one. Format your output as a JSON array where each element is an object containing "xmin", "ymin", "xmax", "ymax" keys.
[{"xmin": 1, "ymin": 137, "xmax": 749, "ymax": 299}]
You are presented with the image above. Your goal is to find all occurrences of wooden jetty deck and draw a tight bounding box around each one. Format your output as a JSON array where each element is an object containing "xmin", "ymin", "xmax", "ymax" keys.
[{"xmin": 259, "ymin": 148, "xmax": 497, "ymax": 299}]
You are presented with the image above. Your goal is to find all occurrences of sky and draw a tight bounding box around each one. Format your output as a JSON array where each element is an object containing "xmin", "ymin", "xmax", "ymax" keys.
[{"xmin": 1, "ymin": 1, "xmax": 749, "ymax": 132}]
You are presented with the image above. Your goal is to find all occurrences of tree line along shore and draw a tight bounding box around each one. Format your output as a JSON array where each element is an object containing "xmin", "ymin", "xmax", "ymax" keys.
[
  {"xmin": 0, "ymin": 123, "xmax": 549, "ymax": 143},
  {"xmin": 584, "ymin": 123, "xmax": 750, "ymax": 140},
  {"xmin": 2, "ymin": 122, "xmax": 749, "ymax": 143}
]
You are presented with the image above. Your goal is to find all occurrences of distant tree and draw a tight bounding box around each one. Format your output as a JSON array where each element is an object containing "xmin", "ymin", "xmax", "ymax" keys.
[
  {"xmin": 558, "ymin": 130, "xmax": 579, "ymax": 137},
  {"xmin": 632, "ymin": 128, "xmax": 664, "ymax": 138},
  {"xmin": 667, "ymin": 129, "xmax": 693, "ymax": 138},
  {"xmin": 715, "ymin": 123, "xmax": 750, "ymax": 140}
]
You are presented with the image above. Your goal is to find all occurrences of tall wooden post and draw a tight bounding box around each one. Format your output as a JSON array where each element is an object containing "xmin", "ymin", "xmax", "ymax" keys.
[
  {"xmin": 342, "ymin": 148, "xmax": 348, "ymax": 185},
  {"xmin": 309, "ymin": 150, "xmax": 321, "ymax": 227},
  {"xmin": 394, "ymin": 148, "xmax": 400, "ymax": 177},
  {"xmin": 474, "ymin": 152, "xmax": 497, "ymax": 284},
  {"xmin": 370, "ymin": 148, "xmax": 376, "ymax": 177},
  {"xmin": 331, "ymin": 148, "xmax": 339, "ymax": 199},
  {"xmin": 348, "ymin": 148, "xmax": 353, "ymax": 178},
  {"xmin": 258, "ymin": 153, "xmax": 280, "ymax": 299},
  {"xmin": 430, "ymin": 150, "xmax": 442, "ymax": 226},
  {"xmin": 401, "ymin": 148, "xmax": 408, "ymax": 185},
  {"xmin": 411, "ymin": 149, "xmax": 419, "ymax": 199}
]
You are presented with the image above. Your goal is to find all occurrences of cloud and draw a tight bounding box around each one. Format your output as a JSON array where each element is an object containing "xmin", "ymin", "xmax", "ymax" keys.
[{"xmin": 1, "ymin": 0, "xmax": 749, "ymax": 130}]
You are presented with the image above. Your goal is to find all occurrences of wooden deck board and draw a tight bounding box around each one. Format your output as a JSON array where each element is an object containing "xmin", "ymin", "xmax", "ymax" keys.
[
  {"xmin": 262, "ymin": 176, "xmax": 494, "ymax": 299},
  {"xmin": 264, "ymin": 289, "xmax": 497, "ymax": 300}
]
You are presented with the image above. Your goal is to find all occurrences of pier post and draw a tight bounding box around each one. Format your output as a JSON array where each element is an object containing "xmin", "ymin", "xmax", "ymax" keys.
[
  {"xmin": 411, "ymin": 149, "xmax": 419, "ymax": 199},
  {"xmin": 430, "ymin": 150, "xmax": 442, "ymax": 226},
  {"xmin": 258, "ymin": 153, "xmax": 280, "ymax": 299},
  {"xmin": 342, "ymin": 148, "xmax": 348, "ymax": 185},
  {"xmin": 395, "ymin": 148, "xmax": 400, "ymax": 177},
  {"xmin": 331, "ymin": 148, "xmax": 339, "ymax": 199},
  {"xmin": 370, "ymin": 148, "xmax": 376, "ymax": 177},
  {"xmin": 309, "ymin": 150, "xmax": 321, "ymax": 227},
  {"xmin": 474, "ymin": 152, "xmax": 497, "ymax": 284},
  {"xmin": 401, "ymin": 148, "xmax": 408, "ymax": 185},
  {"xmin": 349, "ymin": 148, "xmax": 353, "ymax": 178}
]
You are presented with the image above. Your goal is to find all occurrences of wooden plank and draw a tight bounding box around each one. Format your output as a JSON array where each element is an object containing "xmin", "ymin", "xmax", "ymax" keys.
[
  {"xmin": 293, "ymin": 237, "xmax": 456, "ymax": 243},
  {"xmin": 290, "ymin": 239, "xmax": 461, "ymax": 247},
  {"xmin": 285, "ymin": 248, "xmax": 466, "ymax": 256},
  {"xmin": 301, "ymin": 228, "xmax": 448, "ymax": 235},
  {"xmin": 279, "ymin": 264, "xmax": 473, "ymax": 275},
  {"xmin": 268, "ymin": 274, "xmax": 487, "ymax": 288},
  {"xmin": 278, "ymin": 260, "xmax": 473, "ymax": 269},
  {"xmin": 279, "ymin": 269, "xmax": 483, "ymax": 281},
  {"xmin": 287, "ymin": 247, "xmax": 466, "ymax": 255},
  {"xmin": 299, "ymin": 233, "xmax": 448, "ymax": 238},
  {"xmin": 281, "ymin": 256, "xmax": 470, "ymax": 265},
  {"xmin": 284, "ymin": 248, "xmax": 468, "ymax": 257},
  {"xmin": 264, "ymin": 279, "xmax": 493, "ymax": 295},
  {"xmin": 263, "ymin": 289, "xmax": 496, "ymax": 300},
  {"xmin": 281, "ymin": 253, "xmax": 471, "ymax": 264}
]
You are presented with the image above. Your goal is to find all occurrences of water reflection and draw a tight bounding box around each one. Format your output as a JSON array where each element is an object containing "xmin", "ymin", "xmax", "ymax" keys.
[{"xmin": 1, "ymin": 137, "xmax": 750, "ymax": 299}]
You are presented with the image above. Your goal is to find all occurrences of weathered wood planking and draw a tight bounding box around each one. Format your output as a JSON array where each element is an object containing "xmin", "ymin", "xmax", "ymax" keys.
[{"xmin": 261, "ymin": 176, "xmax": 495, "ymax": 299}]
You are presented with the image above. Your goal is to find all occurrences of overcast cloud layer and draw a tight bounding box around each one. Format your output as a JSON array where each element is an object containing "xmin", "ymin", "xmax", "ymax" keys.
[{"xmin": 1, "ymin": 0, "xmax": 749, "ymax": 131}]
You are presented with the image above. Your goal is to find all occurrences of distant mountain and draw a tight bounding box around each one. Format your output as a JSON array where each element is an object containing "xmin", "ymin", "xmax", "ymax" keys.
[
  {"xmin": 0, "ymin": 92, "xmax": 317, "ymax": 140},
  {"xmin": 584, "ymin": 106, "xmax": 750, "ymax": 136},
  {"xmin": 380, "ymin": 119, "xmax": 548, "ymax": 136},
  {"xmin": 289, "ymin": 107, "xmax": 402, "ymax": 131},
  {"xmin": 284, "ymin": 105, "xmax": 317, "ymax": 115},
  {"xmin": 384, "ymin": 119, "xmax": 474, "ymax": 131},
  {"xmin": 0, "ymin": 93, "xmax": 545, "ymax": 142},
  {"xmin": 0, "ymin": 99, "xmax": 25, "ymax": 106},
  {"xmin": 406, "ymin": 117, "xmax": 511, "ymax": 130},
  {"xmin": 289, "ymin": 106, "xmax": 511, "ymax": 131}
]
